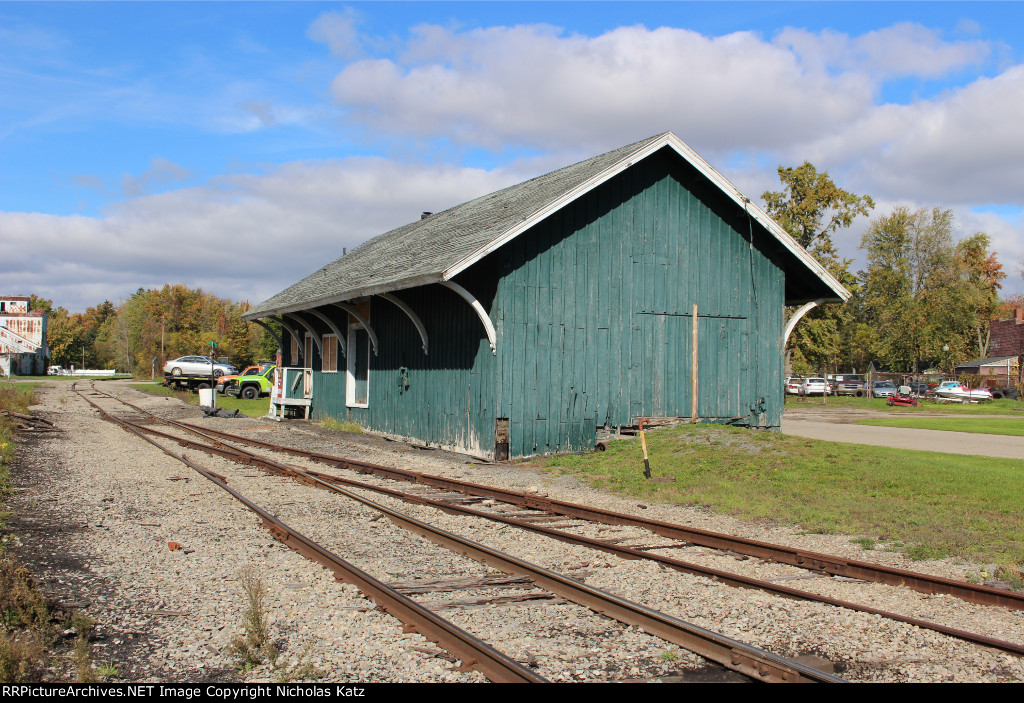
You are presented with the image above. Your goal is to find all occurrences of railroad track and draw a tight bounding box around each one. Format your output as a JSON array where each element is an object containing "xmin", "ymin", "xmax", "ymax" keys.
[
  {"xmin": 83, "ymin": 384, "xmax": 1024, "ymax": 661},
  {"xmin": 74, "ymin": 383, "xmax": 843, "ymax": 683}
]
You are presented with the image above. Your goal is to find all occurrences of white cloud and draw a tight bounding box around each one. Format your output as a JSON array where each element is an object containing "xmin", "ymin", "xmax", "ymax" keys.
[
  {"xmin": 773, "ymin": 23, "xmax": 988, "ymax": 80},
  {"xmin": 0, "ymin": 158, "xmax": 518, "ymax": 312},
  {"xmin": 121, "ymin": 157, "xmax": 192, "ymax": 197},
  {"xmin": 308, "ymin": 8, "xmax": 363, "ymax": 59}
]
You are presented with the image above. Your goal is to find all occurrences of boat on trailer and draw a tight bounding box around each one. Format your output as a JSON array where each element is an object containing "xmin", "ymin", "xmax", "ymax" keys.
[{"xmin": 933, "ymin": 380, "xmax": 994, "ymax": 403}]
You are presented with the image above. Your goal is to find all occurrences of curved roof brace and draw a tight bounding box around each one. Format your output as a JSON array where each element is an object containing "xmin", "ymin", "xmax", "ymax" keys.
[
  {"xmin": 251, "ymin": 319, "xmax": 284, "ymax": 353},
  {"xmin": 283, "ymin": 313, "xmax": 323, "ymax": 358},
  {"xmin": 271, "ymin": 316, "xmax": 305, "ymax": 364},
  {"xmin": 332, "ymin": 303, "xmax": 379, "ymax": 356},
  {"xmin": 440, "ymin": 281, "xmax": 497, "ymax": 355},
  {"xmin": 783, "ymin": 299, "xmax": 825, "ymax": 347},
  {"xmin": 305, "ymin": 308, "xmax": 348, "ymax": 357},
  {"xmin": 378, "ymin": 292, "xmax": 428, "ymax": 355}
]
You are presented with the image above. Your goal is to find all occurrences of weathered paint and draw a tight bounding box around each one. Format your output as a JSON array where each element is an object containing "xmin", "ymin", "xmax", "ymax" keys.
[
  {"xmin": 289, "ymin": 264, "xmax": 499, "ymax": 457},
  {"xmin": 489, "ymin": 148, "xmax": 784, "ymax": 456},
  {"xmin": 0, "ymin": 297, "xmax": 48, "ymax": 375},
  {"xmin": 283, "ymin": 148, "xmax": 790, "ymax": 458}
]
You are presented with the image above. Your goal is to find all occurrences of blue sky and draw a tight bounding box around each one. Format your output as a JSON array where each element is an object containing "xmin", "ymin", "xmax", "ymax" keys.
[{"xmin": 2, "ymin": 1, "xmax": 1023, "ymax": 311}]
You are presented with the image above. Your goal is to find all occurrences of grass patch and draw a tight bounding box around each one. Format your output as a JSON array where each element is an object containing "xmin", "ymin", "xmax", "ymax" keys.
[
  {"xmin": 857, "ymin": 417, "xmax": 1024, "ymax": 437},
  {"xmin": 536, "ymin": 424, "xmax": 1024, "ymax": 565},
  {"xmin": 127, "ymin": 382, "xmax": 270, "ymax": 417},
  {"xmin": 320, "ymin": 416, "xmax": 363, "ymax": 434},
  {"xmin": 786, "ymin": 394, "xmax": 1024, "ymax": 415}
]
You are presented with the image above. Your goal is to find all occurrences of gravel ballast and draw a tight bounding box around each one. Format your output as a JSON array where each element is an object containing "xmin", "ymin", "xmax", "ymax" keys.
[{"xmin": 5, "ymin": 380, "xmax": 1023, "ymax": 683}]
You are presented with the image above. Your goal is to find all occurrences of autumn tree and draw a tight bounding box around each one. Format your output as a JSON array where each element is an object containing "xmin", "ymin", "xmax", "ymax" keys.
[
  {"xmin": 859, "ymin": 206, "xmax": 1005, "ymax": 371},
  {"xmin": 762, "ymin": 162, "xmax": 874, "ymax": 372}
]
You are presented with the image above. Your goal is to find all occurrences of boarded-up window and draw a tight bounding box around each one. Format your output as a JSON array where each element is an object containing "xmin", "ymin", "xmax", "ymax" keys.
[
  {"xmin": 290, "ymin": 335, "xmax": 299, "ymax": 366},
  {"xmin": 304, "ymin": 334, "xmax": 313, "ymax": 369},
  {"xmin": 322, "ymin": 334, "xmax": 337, "ymax": 372},
  {"xmin": 346, "ymin": 324, "xmax": 370, "ymax": 407}
]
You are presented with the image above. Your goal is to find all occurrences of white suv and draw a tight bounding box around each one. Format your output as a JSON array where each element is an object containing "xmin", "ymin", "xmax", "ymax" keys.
[{"xmin": 800, "ymin": 378, "xmax": 831, "ymax": 396}]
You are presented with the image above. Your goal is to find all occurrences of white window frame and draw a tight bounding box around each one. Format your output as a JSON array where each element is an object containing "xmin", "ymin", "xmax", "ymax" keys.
[
  {"xmin": 321, "ymin": 334, "xmax": 338, "ymax": 373},
  {"xmin": 346, "ymin": 322, "xmax": 370, "ymax": 408}
]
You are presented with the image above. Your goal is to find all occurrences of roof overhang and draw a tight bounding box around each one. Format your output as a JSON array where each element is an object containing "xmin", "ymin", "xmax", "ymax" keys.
[
  {"xmin": 245, "ymin": 132, "xmax": 850, "ymax": 320},
  {"xmin": 439, "ymin": 133, "xmax": 850, "ymax": 303}
]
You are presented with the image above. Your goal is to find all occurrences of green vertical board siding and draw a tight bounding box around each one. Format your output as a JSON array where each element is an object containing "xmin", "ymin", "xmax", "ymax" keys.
[
  {"xmin": 304, "ymin": 266, "xmax": 498, "ymax": 457},
  {"xmin": 492, "ymin": 148, "xmax": 786, "ymax": 455}
]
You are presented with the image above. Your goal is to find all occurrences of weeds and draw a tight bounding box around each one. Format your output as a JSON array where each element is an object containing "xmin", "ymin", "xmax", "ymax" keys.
[
  {"xmin": 95, "ymin": 661, "xmax": 120, "ymax": 680},
  {"xmin": 850, "ymin": 538, "xmax": 876, "ymax": 551},
  {"xmin": 320, "ymin": 416, "xmax": 363, "ymax": 434},
  {"xmin": 70, "ymin": 612, "xmax": 98, "ymax": 683},
  {"xmin": 659, "ymin": 651, "xmax": 679, "ymax": 662},
  {"xmin": 231, "ymin": 567, "xmax": 278, "ymax": 670}
]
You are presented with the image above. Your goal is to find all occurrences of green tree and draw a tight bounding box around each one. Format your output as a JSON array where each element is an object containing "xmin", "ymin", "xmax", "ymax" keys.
[
  {"xmin": 859, "ymin": 207, "xmax": 1005, "ymax": 371},
  {"xmin": 762, "ymin": 162, "xmax": 874, "ymax": 372}
]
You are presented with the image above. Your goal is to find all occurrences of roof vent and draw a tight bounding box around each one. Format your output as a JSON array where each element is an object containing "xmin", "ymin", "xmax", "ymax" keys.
[{"xmin": 421, "ymin": 212, "xmax": 432, "ymax": 220}]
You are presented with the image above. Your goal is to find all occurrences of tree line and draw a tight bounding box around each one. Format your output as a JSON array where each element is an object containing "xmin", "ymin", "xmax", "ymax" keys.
[
  {"xmin": 34, "ymin": 285, "xmax": 277, "ymax": 376},
  {"xmin": 24, "ymin": 166, "xmax": 1018, "ymax": 379},
  {"xmin": 764, "ymin": 163, "xmax": 1017, "ymax": 376}
]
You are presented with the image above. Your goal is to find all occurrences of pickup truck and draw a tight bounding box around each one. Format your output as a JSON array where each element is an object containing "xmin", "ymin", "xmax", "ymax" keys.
[
  {"xmin": 827, "ymin": 374, "xmax": 866, "ymax": 397},
  {"xmin": 218, "ymin": 364, "xmax": 276, "ymax": 399}
]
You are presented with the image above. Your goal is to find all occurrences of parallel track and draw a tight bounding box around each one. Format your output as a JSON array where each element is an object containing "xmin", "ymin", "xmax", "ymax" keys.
[
  {"xmin": 75, "ymin": 384, "xmax": 843, "ymax": 684},
  {"xmin": 87, "ymin": 386, "xmax": 1024, "ymax": 658}
]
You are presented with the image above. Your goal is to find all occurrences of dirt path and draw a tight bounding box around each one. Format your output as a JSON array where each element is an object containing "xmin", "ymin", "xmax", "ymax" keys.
[{"xmin": 782, "ymin": 407, "xmax": 1024, "ymax": 459}]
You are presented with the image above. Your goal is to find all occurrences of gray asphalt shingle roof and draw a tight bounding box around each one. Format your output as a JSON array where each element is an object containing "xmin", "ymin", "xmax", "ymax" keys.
[
  {"xmin": 246, "ymin": 133, "xmax": 666, "ymax": 319},
  {"xmin": 246, "ymin": 131, "xmax": 846, "ymax": 319}
]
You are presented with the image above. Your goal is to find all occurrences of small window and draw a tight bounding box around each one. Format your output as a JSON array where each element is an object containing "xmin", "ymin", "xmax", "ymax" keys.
[
  {"xmin": 304, "ymin": 334, "xmax": 313, "ymax": 369},
  {"xmin": 322, "ymin": 334, "xmax": 338, "ymax": 372},
  {"xmin": 346, "ymin": 323, "xmax": 370, "ymax": 407},
  {"xmin": 290, "ymin": 336, "xmax": 299, "ymax": 366}
]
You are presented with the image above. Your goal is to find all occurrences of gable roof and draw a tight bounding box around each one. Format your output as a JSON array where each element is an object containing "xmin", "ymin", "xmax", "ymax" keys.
[{"xmin": 245, "ymin": 132, "xmax": 848, "ymax": 320}]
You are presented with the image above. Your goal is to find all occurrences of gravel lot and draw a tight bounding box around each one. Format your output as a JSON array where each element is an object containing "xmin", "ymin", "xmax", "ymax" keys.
[{"xmin": 5, "ymin": 380, "xmax": 1023, "ymax": 683}]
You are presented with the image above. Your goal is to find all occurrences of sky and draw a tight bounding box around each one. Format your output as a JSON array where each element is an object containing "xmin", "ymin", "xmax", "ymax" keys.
[{"xmin": 2, "ymin": 1, "xmax": 1023, "ymax": 313}]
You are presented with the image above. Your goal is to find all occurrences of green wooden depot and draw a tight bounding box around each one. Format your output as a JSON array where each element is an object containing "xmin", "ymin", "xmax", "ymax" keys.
[{"xmin": 244, "ymin": 132, "xmax": 848, "ymax": 459}]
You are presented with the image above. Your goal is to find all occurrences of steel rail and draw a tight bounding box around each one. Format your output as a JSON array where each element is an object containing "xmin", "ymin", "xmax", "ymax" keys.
[
  {"xmin": 82, "ymin": 387, "xmax": 842, "ymax": 683},
  {"xmin": 138, "ymin": 409, "xmax": 1023, "ymax": 612},
  {"xmin": 73, "ymin": 385, "xmax": 546, "ymax": 683},
  {"xmin": 87, "ymin": 388, "xmax": 1024, "ymax": 656},
  {"xmin": 112, "ymin": 413, "xmax": 1024, "ymax": 658}
]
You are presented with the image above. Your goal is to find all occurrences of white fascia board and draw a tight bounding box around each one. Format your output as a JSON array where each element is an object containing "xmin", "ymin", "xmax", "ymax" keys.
[
  {"xmin": 243, "ymin": 273, "xmax": 443, "ymax": 321},
  {"xmin": 441, "ymin": 132, "xmax": 850, "ymax": 303}
]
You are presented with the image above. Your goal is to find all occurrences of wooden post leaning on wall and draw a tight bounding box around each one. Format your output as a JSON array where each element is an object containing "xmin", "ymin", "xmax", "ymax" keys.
[{"xmin": 691, "ymin": 303, "xmax": 699, "ymax": 423}]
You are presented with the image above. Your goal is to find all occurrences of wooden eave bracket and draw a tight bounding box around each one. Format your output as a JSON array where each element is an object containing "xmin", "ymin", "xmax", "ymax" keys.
[
  {"xmin": 332, "ymin": 303, "xmax": 379, "ymax": 356},
  {"xmin": 284, "ymin": 313, "xmax": 323, "ymax": 357},
  {"xmin": 305, "ymin": 308, "xmax": 348, "ymax": 358},
  {"xmin": 378, "ymin": 293, "xmax": 428, "ymax": 355},
  {"xmin": 440, "ymin": 281, "xmax": 497, "ymax": 355},
  {"xmin": 783, "ymin": 299, "xmax": 825, "ymax": 347}
]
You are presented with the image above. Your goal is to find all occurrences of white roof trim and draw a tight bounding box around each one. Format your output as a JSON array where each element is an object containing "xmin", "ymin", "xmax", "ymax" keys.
[{"xmin": 441, "ymin": 132, "xmax": 849, "ymax": 302}]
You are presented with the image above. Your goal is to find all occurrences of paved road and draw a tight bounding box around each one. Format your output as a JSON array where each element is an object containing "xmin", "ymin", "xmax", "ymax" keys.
[{"xmin": 782, "ymin": 409, "xmax": 1024, "ymax": 459}]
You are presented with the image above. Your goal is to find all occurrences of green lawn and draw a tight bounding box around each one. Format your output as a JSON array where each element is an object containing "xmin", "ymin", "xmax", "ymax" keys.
[
  {"xmin": 786, "ymin": 394, "xmax": 1024, "ymax": 415},
  {"xmin": 127, "ymin": 382, "xmax": 270, "ymax": 417},
  {"xmin": 857, "ymin": 417, "xmax": 1024, "ymax": 437},
  {"xmin": 533, "ymin": 423, "xmax": 1024, "ymax": 565}
]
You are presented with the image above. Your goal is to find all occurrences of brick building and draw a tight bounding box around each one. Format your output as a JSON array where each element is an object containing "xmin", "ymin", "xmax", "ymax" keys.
[{"xmin": 0, "ymin": 295, "xmax": 49, "ymax": 376}]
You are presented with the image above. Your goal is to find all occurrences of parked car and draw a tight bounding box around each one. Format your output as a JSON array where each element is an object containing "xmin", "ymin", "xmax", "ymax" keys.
[
  {"xmin": 800, "ymin": 377, "xmax": 831, "ymax": 396},
  {"xmin": 784, "ymin": 377, "xmax": 803, "ymax": 395},
  {"xmin": 163, "ymin": 355, "xmax": 238, "ymax": 378},
  {"xmin": 871, "ymin": 380, "xmax": 897, "ymax": 398},
  {"xmin": 905, "ymin": 381, "xmax": 930, "ymax": 395}
]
